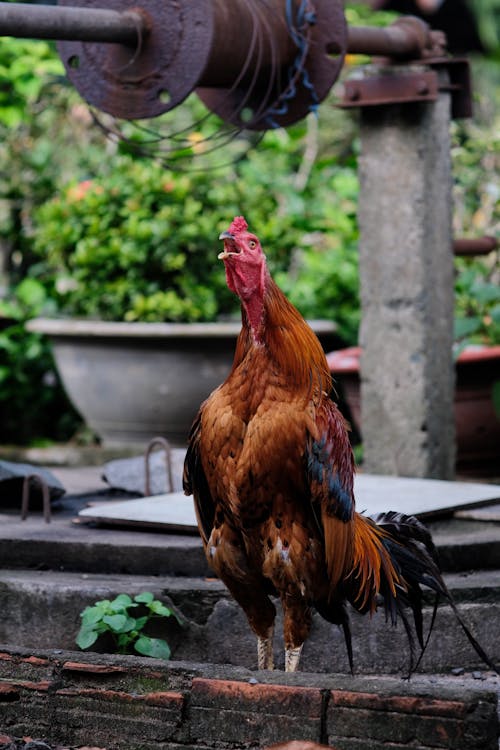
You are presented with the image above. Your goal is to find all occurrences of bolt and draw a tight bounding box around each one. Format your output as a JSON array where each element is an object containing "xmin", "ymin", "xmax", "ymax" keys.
[
  {"xmin": 416, "ymin": 80, "xmax": 429, "ymax": 96},
  {"xmin": 347, "ymin": 85, "xmax": 360, "ymax": 102}
]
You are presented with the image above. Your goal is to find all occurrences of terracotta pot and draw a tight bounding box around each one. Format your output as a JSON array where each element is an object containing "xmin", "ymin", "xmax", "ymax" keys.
[
  {"xmin": 327, "ymin": 345, "xmax": 500, "ymax": 474},
  {"xmin": 28, "ymin": 318, "xmax": 338, "ymax": 448}
]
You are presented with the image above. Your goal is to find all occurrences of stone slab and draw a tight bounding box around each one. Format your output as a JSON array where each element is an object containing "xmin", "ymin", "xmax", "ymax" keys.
[{"xmin": 78, "ymin": 476, "xmax": 500, "ymax": 530}]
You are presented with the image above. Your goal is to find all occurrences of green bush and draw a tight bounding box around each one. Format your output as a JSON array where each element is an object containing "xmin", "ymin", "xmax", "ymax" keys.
[
  {"xmin": 30, "ymin": 137, "xmax": 361, "ymax": 341},
  {"xmin": 454, "ymin": 258, "xmax": 500, "ymax": 346}
]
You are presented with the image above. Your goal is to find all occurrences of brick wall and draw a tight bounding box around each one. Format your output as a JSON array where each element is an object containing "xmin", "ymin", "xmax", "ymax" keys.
[{"xmin": 0, "ymin": 648, "xmax": 498, "ymax": 749}]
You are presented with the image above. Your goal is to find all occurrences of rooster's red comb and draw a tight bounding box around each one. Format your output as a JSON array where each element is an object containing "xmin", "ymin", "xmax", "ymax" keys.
[{"xmin": 228, "ymin": 216, "xmax": 248, "ymax": 234}]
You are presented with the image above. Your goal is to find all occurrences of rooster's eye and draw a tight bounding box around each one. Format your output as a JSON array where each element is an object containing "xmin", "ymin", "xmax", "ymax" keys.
[{"xmin": 248, "ymin": 240, "xmax": 257, "ymax": 249}]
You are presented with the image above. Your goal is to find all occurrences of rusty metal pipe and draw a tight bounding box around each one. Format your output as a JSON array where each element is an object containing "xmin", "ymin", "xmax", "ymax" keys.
[
  {"xmin": 0, "ymin": 2, "xmax": 148, "ymax": 43},
  {"xmin": 453, "ymin": 236, "xmax": 498, "ymax": 256},
  {"xmin": 347, "ymin": 17, "xmax": 446, "ymax": 59}
]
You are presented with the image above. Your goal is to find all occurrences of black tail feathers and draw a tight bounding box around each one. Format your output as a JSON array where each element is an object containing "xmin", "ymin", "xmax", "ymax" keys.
[{"xmin": 370, "ymin": 510, "xmax": 499, "ymax": 676}]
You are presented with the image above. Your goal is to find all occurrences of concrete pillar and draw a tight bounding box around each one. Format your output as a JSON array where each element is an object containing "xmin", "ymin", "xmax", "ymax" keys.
[{"xmin": 357, "ymin": 70, "xmax": 455, "ymax": 478}]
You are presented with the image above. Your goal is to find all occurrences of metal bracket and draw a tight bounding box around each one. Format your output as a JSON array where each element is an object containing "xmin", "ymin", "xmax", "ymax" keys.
[
  {"xmin": 428, "ymin": 57, "xmax": 472, "ymax": 119},
  {"xmin": 339, "ymin": 57, "xmax": 471, "ymax": 119},
  {"xmin": 340, "ymin": 70, "xmax": 438, "ymax": 108}
]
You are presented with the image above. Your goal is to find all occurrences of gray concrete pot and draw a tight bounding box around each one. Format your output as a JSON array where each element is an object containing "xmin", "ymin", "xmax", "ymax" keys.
[{"xmin": 28, "ymin": 318, "xmax": 338, "ymax": 448}]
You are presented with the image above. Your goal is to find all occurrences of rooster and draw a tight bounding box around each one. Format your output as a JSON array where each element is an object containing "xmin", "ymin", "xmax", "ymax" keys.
[{"xmin": 183, "ymin": 216, "xmax": 496, "ymax": 673}]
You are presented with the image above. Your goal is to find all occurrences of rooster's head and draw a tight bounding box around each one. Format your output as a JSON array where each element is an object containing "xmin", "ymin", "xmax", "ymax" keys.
[{"xmin": 218, "ymin": 216, "xmax": 268, "ymax": 303}]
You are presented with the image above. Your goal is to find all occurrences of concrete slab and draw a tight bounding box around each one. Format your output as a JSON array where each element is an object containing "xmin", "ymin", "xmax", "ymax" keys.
[
  {"xmin": 354, "ymin": 474, "xmax": 500, "ymax": 519},
  {"xmin": 79, "ymin": 491, "xmax": 198, "ymax": 531},
  {"xmin": 77, "ymin": 475, "xmax": 500, "ymax": 530},
  {"xmin": 455, "ymin": 504, "xmax": 500, "ymax": 523}
]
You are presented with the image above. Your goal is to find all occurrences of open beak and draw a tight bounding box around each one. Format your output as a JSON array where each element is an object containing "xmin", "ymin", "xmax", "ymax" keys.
[{"xmin": 218, "ymin": 230, "xmax": 239, "ymax": 260}]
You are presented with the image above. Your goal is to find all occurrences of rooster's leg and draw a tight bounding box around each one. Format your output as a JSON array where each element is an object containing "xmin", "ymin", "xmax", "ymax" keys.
[
  {"xmin": 282, "ymin": 593, "xmax": 311, "ymax": 672},
  {"xmin": 285, "ymin": 645, "xmax": 303, "ymax": 672},
  {"xmin": 257, "ymin": 625, "xmax": 275, "ymax": 670}
]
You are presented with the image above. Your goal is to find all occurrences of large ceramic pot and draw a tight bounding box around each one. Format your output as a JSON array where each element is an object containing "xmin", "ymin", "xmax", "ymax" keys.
[
  {"xmin": 327, "ymin": 345, "xmax": 500, "ymax": 475},
  {"xmin": 28, "ymin": 318, "xmax": 338, "ymax": 447}
]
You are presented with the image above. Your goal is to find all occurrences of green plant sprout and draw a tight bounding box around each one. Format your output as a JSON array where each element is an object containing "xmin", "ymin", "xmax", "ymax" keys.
[{"xmin": 76, "ymin": 592, "xmax": 180, "ymax": 660}]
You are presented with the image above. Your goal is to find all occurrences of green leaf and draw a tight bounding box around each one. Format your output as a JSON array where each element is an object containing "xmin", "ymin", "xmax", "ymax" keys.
[
  {"xmin": 134, "ymin": 616, "xmax": 149, "ymax": 631},
  {"xmin": 148, "ymin": 600, "xmax": 173, "ymax": 618},
  {"xmin": 80, "ymin": 605, "xmax": 106, "ymax": 626},
  {"xmin": 109, "ymin": 594, "xmax": 134, "ymax": 611},
  {"xmin": 102, "ymin": 614, "xmax": 128, "ymax": 632},
  {"xmin": 134, "ymin": 636, "xmax": 171, "ymax": 660},
  {"xmin": 134, "ymin": 592, "xmax": 154, "ymax": 604},
  {"xmin": 76, "ymin": 628, "xmax": 99, "ymax": 650},
  {"xmin": 454, "ymin": 316, "xmax": 482, "ymax": 340}
]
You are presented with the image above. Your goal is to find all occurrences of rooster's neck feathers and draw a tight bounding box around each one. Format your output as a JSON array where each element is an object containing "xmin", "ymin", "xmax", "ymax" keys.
[{"xmin": 234, "ymin": 275, "xmax": 332, "ymax": 396}]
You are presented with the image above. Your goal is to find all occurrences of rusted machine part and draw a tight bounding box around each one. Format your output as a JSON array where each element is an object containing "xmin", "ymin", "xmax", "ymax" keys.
[
  {"xmin": 21, "ymin": 474, "xmax": 51, "ymax": 524},
  {"xmin": 144, "ymin": 436, "xmax": 174, "ymax": 496},
  {"xmin": 347, "ymin": 16, "xmax": 446, "ymax": 60},
  {"xmin": 0, "ymin": 1, "xmax": 450, "ymax": 127},
  {"xmin": 57, "ymin": 0, "xmax": 212, "ymax": 120},
  {"xmin": 56, "ymin": 0, "xmax": 347, "ymax": 126},
  {"xmin": 197, "ymin": 0, "xmax": 347, "ymax": 130},
  {"xmin": 342, "ymin": 70, "xmax": 438, "ymax": 108},
  {"xmin": 453, "ymin": 236, "xmax": 498, "ymax": 257},
  {"xmin": 340, "ymin": 57, "xmax": 472, "ymax": 119},
  {"xmin": 0, "ymin": 2, "xmax": 146, "ymax": 43}
]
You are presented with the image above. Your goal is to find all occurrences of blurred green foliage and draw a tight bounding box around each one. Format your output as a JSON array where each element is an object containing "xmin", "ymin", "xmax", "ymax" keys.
[
  {"xmin": 451, "ymin": 58, "xmax": 500, "ymax": 347},
  {"xmin": 0, "ymin": 278, "xmax": 80, "ymax": 443},
  {"xmin": 30, "ymin": 128, "xmax": 361, "ymax": 341},
  {"xmin": 0, "ymin": 39, "xmax": 63, "ymax": 128}
]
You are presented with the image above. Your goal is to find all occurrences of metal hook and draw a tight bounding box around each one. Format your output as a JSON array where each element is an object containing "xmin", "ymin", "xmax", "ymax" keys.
[
  {"xmin": 144, "ymin": 436, "xmax": 174, "ymax": 496},
  {"xmin": 21, "ymin": 474, "xmax": 51, "ymax": 523}
]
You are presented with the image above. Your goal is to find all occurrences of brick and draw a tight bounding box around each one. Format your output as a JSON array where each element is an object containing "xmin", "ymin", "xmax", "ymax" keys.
[
  {"xmin": 331, "ymin": 690, "xmax": 469, "ymax": 718},
  {"xmin": 329, "ymin": 706, "xmax": 464, "ymax": 748},
  {"xmin": 5, "ymin": 680, "xmax": 52, "ymax": 693},
  {"xmin": 190, "ymin": 678, "xmax": 323, "ymax": 745},
  {"xmin": 144, "ymin": 691, "xmax": 185, "ymax": 708},
  {"xmin": 52, "ymin": 685, "xmax": 184, "ymax": 743},
  {"xmin": 22, "ymin": 656, "xmax": 50, "ymax": 667},
  {"xmin": 56, "ymin": 686, "xmax": 183, "ymax": 710},
  {"xmin": 192, "ymin": 678, "xmax": 323, "ymax": 715},
  {"xmin": 0, "ymin": 652, "xmax": 53, "ymax": 684},
  {"xmin": 327, "ymin": 690, "xmax": 498, "ymax": 750},
  {"xmin": 62, "ymin": 661, "xmax": 127, "ymax": 676}
]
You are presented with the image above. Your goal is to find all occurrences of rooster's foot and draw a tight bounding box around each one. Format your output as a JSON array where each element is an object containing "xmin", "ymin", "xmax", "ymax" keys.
[
  {"xmin": 285, "ymin": 645, "xmax": 303, "ymax": 672},
  {"xmin": 257, "ymin": 626, "xmax": 275, "ymax": 670}
]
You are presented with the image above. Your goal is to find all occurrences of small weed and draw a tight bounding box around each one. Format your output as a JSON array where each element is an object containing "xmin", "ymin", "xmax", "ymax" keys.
[{"xmin": 76, "ymin": 592, "xmax": 180, "ymax": 660}]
